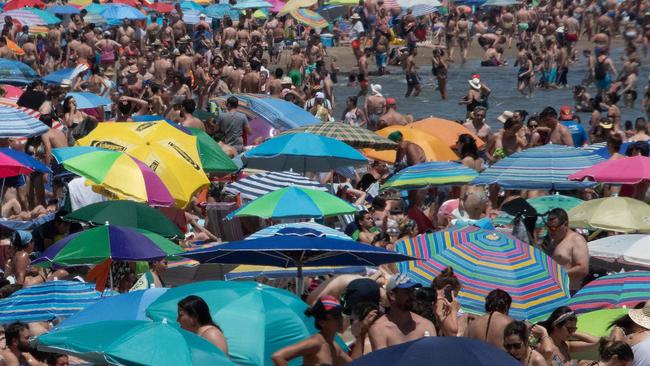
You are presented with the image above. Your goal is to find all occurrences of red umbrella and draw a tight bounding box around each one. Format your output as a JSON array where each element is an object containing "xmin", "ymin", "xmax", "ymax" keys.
[
  {"xmin": 569, "ymin": 155, "xmax": 650, "ymax": 185},
  {"xmin": 145, "ymin": 2, "xmax": 174, "ymax": 12},
  {"xmin": 106, "ymin": 0, "xmax": 141, "ymax": 7},
  {"xmin": 3, "ymin": 0, "xmax": 44, "ymax": 10}
]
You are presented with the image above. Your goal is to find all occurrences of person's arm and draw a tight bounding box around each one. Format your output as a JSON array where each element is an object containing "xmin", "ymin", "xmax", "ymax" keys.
[
  {"xmin": 368, "ymin": 322, "xmax": 388, "ymax": 350},
  {"xmin": 349, "ymin": 309, "xmax": 378, "ymax": 359},
  {"xmin": 567, "ymin": 236, "xmax": 589, "ymax": 279},
  {"xmin": 203, "ymin": 327, "xmax": 228, "ymax": 355},
  {"xmin": 271, "ymin": 338, "xmax": 320, "ymax": 366},
  {"xmin": 561, "ymin": 127, "xmax": 574, "ymax": 147},
  {"xmin": 568, "ymin": 332, "xmax": 599, "ymax": 353},
  {"xmin": 434, "ymin": 293, "xmax": 459, "ymax": 336},
  {"xmin": 120, "ymin": 96, "xmax": 149, "ymax": 109},
  {"xmin": 530, "ymin": 324, "xmax": 554, "ymax": 360}
]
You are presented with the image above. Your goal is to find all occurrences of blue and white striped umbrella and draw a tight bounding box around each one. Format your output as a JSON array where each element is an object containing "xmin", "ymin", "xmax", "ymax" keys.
[
  {"xmin": 402, "ymin": 2, "xmax": 440, "ymax": 16},
  {"xmin": 472, "ymin": 144, "xmax": 605, "ymax": 190},
  {"xmin": 224, "ymin": 171, "xmax": 327, "ymax": 201},
  {"xmin": 66, "ymin": 92, "xmax": 112, "ymax": 109},
  {"xmin": 247, "ymin": 222, "xmax": 352, "ymax": 241},
  {"xmin": 0, "ymin": 104, "xmax": 48, "ymax": 137},
  {"xmin": 0, "ymin": 281, "xmax": 112, "ymax": 324},
  {"xmin": 0, "ymin": 58, "xmax": 38, "ymax": 85}
]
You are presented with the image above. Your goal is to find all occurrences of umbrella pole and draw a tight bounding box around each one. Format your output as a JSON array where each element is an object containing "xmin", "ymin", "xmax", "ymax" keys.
[
  {"xmin": 109, "ymin": 268, "xmax": 114, "ymax": 291},
  {"xmin": 296, "ymin": 263, "xmax": 304, "ymax": 296}
]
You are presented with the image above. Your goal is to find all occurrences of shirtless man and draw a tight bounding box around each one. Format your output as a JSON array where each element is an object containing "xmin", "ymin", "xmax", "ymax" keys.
[
  {"xmin": 365, "ymin": 84, "xmax": 386, "ymax": 131},
  {"xmin": 175, "ymin": 46, "xmax": 194, "ymax": 78},
  {"xmin": 463, "ymin": 106, "xmax": 493, "ymax": 148},
  {"xmin": 153, "ymin": 50, "xmax": 172, "ymax": 84},
  {"xmin": 537, "ymin": 106, "xmax": 574, "ymax": 146},
  {"xmin": 542, "ymin": 208, "xmax": 589, "ymax": 294},
  {"xmin": 241, "ymin": 61, "xmax": 262, "ymax": 93},
  {"xmin": 0, "ymin": 37, "xmax": 15, "ymax": 59},
  {"xmin": 404, "ymin": 47, "xmax": 420, "ymax": 97},
  {"xmin": 374, "ymin": 31, "xmax": 389, "ymax": 75},
  {"xmin": 180, "ymin": 99, "xmax": 205, "ymax": 131},
  {"xmin": 456, "ymin": 14, "xmax": 470, "ymax": 65},
  {"xmin": 225, "ymin": 60, "xmax": 245, "ymax": 93},
  {"xmin": 117, "ymin": 20, "xmax": 135, "ymax": 44},
  {"xmin": 368, "ymin": 274, "xmax": 436, "ymax": 350},
  {"xmin": 377, "ymin": 98, "xmax": 407, "ymax": 129},
  {"xmin": 268, "ymin": 68, "xmax": 284, "ymax": 97},
  {"xmin": 516, "ymin": 5, "xmax": 531, "ymax": 43},
  {"xmin": 1, "ymin": 322, "xmax": 41, "ymax": 366},
  {"xmin": 172, "ymin": 15, "xmax": 187, "ymax": 43},
  {"xmin": 358, "ymin": 48, "xmax": 370, "ymax": 90},
  {"xmin": 501, "ymin": 8, "xmax": 515, "ymax": 48},
  {"xmin": 466, "ymin": 289, "xmax": 513, "ymax": 350},
  {"xmin": 390, "ymin": 131, "xmax": 427, "ymax": 167},
  {"xmin": 490, "ymin": 119, "xmax": 527, "ymax": 160},
  {"xmin": 564, "ymin": 9, "xmax": 580, "ymax": 61},
  {"xmin": 21, "ymin": 35, "xmax": 38, "ymax": 72},
  {"xmin": 287, "ymin": 46, "xmax": 306, "ymax": 87}
]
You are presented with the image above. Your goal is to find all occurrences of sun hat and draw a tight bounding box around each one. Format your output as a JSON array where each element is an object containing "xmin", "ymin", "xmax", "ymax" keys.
[
  {"xmin": 280, "ymin": 76, "xmax": 293, "ymax": 85},
  {"xmin": 629, "ymin": 302, "xmax": 650, "ymax": 330},
  {"xmin": 387, "ymin": 130, "xmax": 403, "ymax": 142},
  {"xmin": 468, "ymin": 77, "xmax": 481, "ymax": 90},
  {"xmin": 497, "ymin": 110, "xmax": 514, "ymax": 123},
  {"xmin": 342, "ymin": 278, "xmax": 380, "ymax": 315},
  {"xmin": 386, "ymin": 273, "xmax": 421, "ymax": 292},
  {"xmin": 315, "ymin": 91, "xmax": 325, "ymax": 99},
  {"xmin": 600, "ymin": 118, "xmax": 613, "ymax": 129},
  {"xmin": 370, "ymin": 83, "xmax": 383, "ymax": 96}
]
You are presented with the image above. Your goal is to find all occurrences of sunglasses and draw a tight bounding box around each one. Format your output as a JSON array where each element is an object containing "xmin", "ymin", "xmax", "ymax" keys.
[
  {"xmin": 564, "ymin": 325, "xmax": 577, "ymax": 333},
  {"xmin": 504, "ymin": 342, "xmax": 523, "ymax": 350}
]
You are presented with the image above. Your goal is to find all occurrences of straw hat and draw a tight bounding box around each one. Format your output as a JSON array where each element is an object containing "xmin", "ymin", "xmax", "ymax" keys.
[
  {"xmin": 497, "ymin": 110, "xmax": 513, "ymax": 123},
  {"xmin": 280, "ymin": 76, "xmax": 293, "ymax": 85},
  {"xmin": 468, "ymin": 77, "xmax": 481, "ymax": 90},
  {"xmin": 629, "ymin": 302, "xmax": 650, "ymax": 330},
  {"xmin": 600, "ymin": 118, "xmax": 613, "ymax": 129},
  {"xmin": 370, "ymin": 83, "xmax": 383, "ymax": 96}
]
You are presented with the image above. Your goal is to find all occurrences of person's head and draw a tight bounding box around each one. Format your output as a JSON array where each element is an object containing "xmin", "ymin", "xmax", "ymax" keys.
[
  {"xmin": 62, "ymin": 96, "xmax": 77, "ymax": 113},
  {"xmin": 182, "ymin": 98, "xmax": 196, "ymax": 114},
  {"xmin": 177, "ymin": 295, "xmax": 216, "ymax": 331},
  {"xmin": 485, "ymin": 289, "xmax": 512, "ymax": 314},
  {"xmin": 386, "ymin": 273, "xmax": 421, "ymax": 312},
  {"xmin": 543, "ymin": 306, "xmax": 577, "ymax": 340},
  {"xmin": 11, "ymin": 230, "xmax": 33, "ymax": 252},
  {"xmin": 597, "ymin": 339, "xmax": 634, "ymax": 366},
  {"xmin": 47, "ymin": 354, "xmax": 70, "ymax": 366},
  {"xmin": 5, "ymin": 322, "xmax": 30, "ymax": 352},
  {"xmin": 539, "ymin": 106, "xmax": 558, "ymax": 128},
  {"xmin": 354, "ymin": 210, "xmax": 374, "ymax": 230},
  {"xmin": 513, "ymin": 110, "xmax": 527, "ymax": 124},
  {"xmin": 150, "ymin": 258, "xmax": 168, "ymax": 274},
  {"xmin": 457, "ymin": 134, "xmax": 479, "ymax": 159},
  {"xmin": 545, "ymin": 208, "xmax": 569, "ymax": 238},
  {"xmin": 607, "ymin": 134, "xmax": 623, "ymax": 154},
  {"xmin": 346, "ymin": 96, "xmax": 358, "ymax": 109},
  {"xmin": 635, "ymin": 117, "xmax": 648, "ymax": 133},
  {"xmin": 343, "ymin": 278, "xmax": 381, "ymax": 316},
  {"xmin": 503, "ymin": 321, "xmax": 530, "ymax": 361},
  {"xmin": 385, "ymin": 97, "xmax": 396, "ymax": 110},
  {"xmin": 472, "ymin": 106, "xmax": 486, "ymax": 124},
  {"xmin": 503, "ymin": 118, "xmax": 523, "ymax": 135},
  {"xmin": 412, "ymin": 287, "xmax": 437, "ymax": 324},
  {"xmin": 305, "ymin": 295, "xmax": 343, "ymax": 333},
  {"xmin": 431, "ymin": 267, "xmax": 462, "ymax": 293},
  {"xmin": 226, "ymin": 96, "xmax": 239, "ymax": 110}
]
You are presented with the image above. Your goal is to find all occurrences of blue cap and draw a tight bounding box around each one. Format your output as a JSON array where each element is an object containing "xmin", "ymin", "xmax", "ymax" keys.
[{"xmin": 386, "ymin": 273, "xmax": 421, "ymax": 292}]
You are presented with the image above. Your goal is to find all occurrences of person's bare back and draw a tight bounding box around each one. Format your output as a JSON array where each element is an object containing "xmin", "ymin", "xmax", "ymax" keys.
[{"xmin": 466, "ymin": 311, "xmax": 513, "ymax": 350}]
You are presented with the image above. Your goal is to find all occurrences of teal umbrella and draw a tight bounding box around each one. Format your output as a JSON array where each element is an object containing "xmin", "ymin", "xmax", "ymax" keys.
[
  {"xmin": 493, "ymin": 194, "xmax": 584, "ymax": 227},
  {"xmin": 188, "ymin": 127, "xmax": 238, "ymax": 173},
  {"xmin": 146, "ymin": 281, "xmax": 319, "ymax": 366},
  {"xmin": 35, "ymin": 320, "xmax": 235, "ymax": 366}
]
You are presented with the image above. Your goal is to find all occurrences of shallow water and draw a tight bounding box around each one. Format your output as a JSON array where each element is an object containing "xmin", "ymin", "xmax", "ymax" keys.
[{"xmin": 331, "ymin": 47, "xmax": 650, "ymax": 131}]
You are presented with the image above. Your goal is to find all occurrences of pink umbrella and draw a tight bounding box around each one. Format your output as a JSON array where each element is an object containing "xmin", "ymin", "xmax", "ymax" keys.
[
  {"xmin": 569, "ymin": 155, "xmax": 650, "ymax": 184},
  {"xmin": 0, "ymin": 85, "xmax": 24, "ymax": 101},
  {"xmin": 268, "ymin": 0, "xmax": 284, "ymax": 12}
]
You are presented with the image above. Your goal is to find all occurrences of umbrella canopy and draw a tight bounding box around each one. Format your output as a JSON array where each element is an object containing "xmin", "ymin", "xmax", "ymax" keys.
[
  {"xmin": 226, "ymin": 265, "xmax": 366, "ymax": 280},
  {"xmin": 0, "ymin": 104, "xmax": 48, "ymax": 137},
  {"xmin": 65, "ymin": 91, "xmax": 112, "ymax": 109},
  {"xmin": 64, "ymin": 200, "xmax": 184, "ymax": 238},
  {"xmin": 82, "ymin": 11, "xmax": 107, "ymax": 24},
  {"xmin": 381, "ymin": 161, "xmax": 478, "ymax": 191},
  {"xmin": 83, "ymin": 2, "xmax": 106, "ymax": 13},
  {"xmin": 289, "ymin": 8, "xmax": 328, "ymax": 28},
  {"xmin": 215, "ymin": 94, "xmax": 319, "ymax": 130},
  {"xmin": 46, "ymin": 4, "xmax": 80, "ymax": 14},
  {"xmin": 0, "ymin": 9, "xmax": 53, "ymax": 27},
  {"xmin": 52, "ymin": 146, "xmax": 175, "ymax": 207},
  {"xmin": 397, "ymin": 0, "xmax": 437, "ymax": 6},
  {"xmin": 587, "ymin": 234, "xmax": 650, "ymax": 267},
  {"xmin": 493, "ymin": 194, "xmax": 584, "ymax": 227},
  {"xmin": 569, "ymin": 155, "xmax": 650, "ymax": 185},
  {"xmin": 57, "ymin": 288, "xmax": 167, "ymax": 329},
  {"xmin": 0, "ymin": 58, "xmax": 38, "ymax": 85},
  {"xmin": 43, "ymin": 67, "xmax": 77, "ymax": 85},
  {"xmin": 248, "ymin": 222, "xmax": 352, "ymax": 241},
  {"xmin": 482, "ymin": 0, "xmax": 521, "ymax": 5},
  {"xmin": 179, "ymin": 0, "xmax": 204, "ymax": 10},
  {"xmin": 33, "ymin": 225, "xmax": 183, "ymax": 266},
  {"xmin": 401, "ymin": 3, "xmax": 440, "ymax": 16},
  {"xmin": 24, "ymin": 7, "xmax": 62, "ymax": 23},
  {"xmin": 204, "ymin": 3, "xmax": 240, "ymax": 18},
  {"xmin": 278, "ymin": 0, "xmax": 317, "ymax": 15},
  {"xmin": 472, "ymin": 144, "xmax": 604, "ymax": 190},
  {"xmin": 36, "ymin": 320, "xmax": 235, "ymax": 366},
  {"xmin": 3, "ymin": 0, "xmax": 44, "ymax": 10},
  {"xmin": 349, "ymin": 337, "xmax": 519, "ymax": 366},
  {"xmin": 233, "ymin": 0, "xmax": 272, "ymax": 8},
  {"xmin": 396, "ymin": 226, "xmax": 570, "ymax": 322},
  {"xmin": 182, "ymin": 9, "xmax": 213, "ymax": 25},
  {"xmin": 145, "ymin": 281, "xmax": 328, "ymax": 365},
  {"xmin": 243, "ymin": 133, "xmax": 367, "ymax": 173},
  {"xmin": 569, "ymin": 196, "xmax": 650, "ymax": 233},
  {"xmin": 363, "ymin": 125, "xmax": 458, "ymax": 164},
  {"xmin": 0, "ymin": 281, "xmax": 109, "ymax": 324},
  {"xmin": 409, "ymin": 117, "xmax": 485, "ymax": 149},
  {"xmin": 568, "ymin": 271, "xmax": 650, "ymax": 314},
  {"xmin": 230, "ymin": 186, "xmax": 357, "ymax": 219},
  {"xmin": 0, "ymin": 148, "xmax": 44, "ymax": 178},
  {"xmin": 78, "ymin": 121, "xmax": 210, "ymax": 208},
  {"xmin": 145, "ymin": 2, "xmax": 175, "ymax": 13},
  {"xmin": 188, "ymin": 127, "xmax": 238, "ymax": 173},
  {"xmin": 224, "ymin": 170, "xmax": 326, "ymax": 201},
  {"xmin": 0, "ymin": 147, "xmax": 50, "ymax": 173},
  {"xmin": 283, "ymin": 122, "xmax": 397, "ymax": 150},
  {"xmin": 100, "ymin": 4, "xmax": 146, "ymax": 20},
  {"xmin": 577, "ymin": 308, "xmax": 628, "ymax": 338}
]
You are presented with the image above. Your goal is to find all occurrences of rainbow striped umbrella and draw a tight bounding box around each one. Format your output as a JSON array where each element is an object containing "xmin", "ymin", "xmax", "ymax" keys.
[
  {"xmin": 289, "ymin": 8, "xmax": 328, "ymax": 28},
  {"xmin": 381, "ymin": 162, "xmax": 478, "ymax": 191},
  {"xmin": 568, "ymin": 271, "xmax": 650, "ymax": 314},
  {"xmin": 472, "ymin": 144, "xmax": 604, "ymax": 190},
  {"xmin": 395, "ymin": 226, "xmax": 570, "ymax": 322}
]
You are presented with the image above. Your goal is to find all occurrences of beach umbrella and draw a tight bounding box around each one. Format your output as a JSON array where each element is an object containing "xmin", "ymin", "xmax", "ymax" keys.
[
  {"xmin": 569, "ymin": 196, "xmax": 650, "ymax": 233},
  {"xmin": 64, "ymin": 200, "xmax": 184, "ymax": 238},
  {"xmin": 65, "ymin": 91, "xmax": 112, "ymax": 109},
  {"xmin": 204, "ymin": 3, "xmax": 240, "ymax": 18},
  {"xmin": 398, "ymin": 0, "xmax": 437, "ymax": 6},
  {"xmin": 25, "ymin": 8, "xmax": 62, "ymax": 24},
  {"xmin": 100, "ymin": 4, "xmax": 146, "ymax": 20},
  {"xmin": 317, "ymin": 4, "xmax": 347, "ymax": 21},
  {"xmin": 52, "ymin": 146, "xmax": 175, "ymax": 206},
  {"xmin": 482, "ymin": 0, "xmax": 521, "ymax": 5},
  {"xmin": 570, "ymin": 155, "xmax": 650, "ymax": 185},
  {"xmin": 0, "ymin": 84, "xmax": 23, "ymax": 101},
  {"xmin": 77, "ymin": 121, "xmax": 210, "ymax": 208},
  {"xmin": 0, "ymin": 58, "xmax": 38, "ymax": 85},
  {"xmin": 146, "ymin": 281, "xmax": 322, "ymax": 366},
  {"xmin": 243, "ymin": 133, "xmax": 367, "ymax": 173},
  {"xmin": 145, "ymin": 2, "xmax": 175, "ymax": 13},
  {"xmin": 182, "ymin": 9, "xmax": 213, "ymax": 24},
  {"xmin": 230, "ymin": 186, "xmax": 357, "ymax": 219},
  {"xmin": 0, "ymin": 281, "xmax": 109, "ymax": 324},
  {"xmin": 402, "ymin": 3, "xmax": 440, "ymax": 16},
  {"xmin": 82, "ymin": 11, "xmax": 107, "ymax": 24},
  {"xmin": 46, "ymin": 4, "xmax": 80, "ymax": 14},
  {"xmin": 5, "ymin": 39, "xmax": 24, "ymax": 57},
  {"xmin": 43, "ymin": 67, "xmax": 78, "ymax": 85},
  {"xmin": 0, "ymin": 9, "xmax": 53, "ymax": 27},
  {"xmin": 247, "ymin": 222, "xmax": 352, "ymax": 241},
  {"xmin": 57, "ymin": 288, "xmax": 167, "ymax": 329},
  {"xmin": 32, "ymin": 225, "xmax": 183, "ymax": 267},
  {"xmin": 493, "ymin": 194, "xmax": 584, "ymax": 228},
  {"xmin": 180, "ymin": 0, "xmax": 204, "ymax": 10},
  {"xmin": 83, "ymin": 2, "xmax": 106, "ymax": 13},
  {"xmin": 35, "ymin": 320, "xmax": 235, "ymax": 366},
  {"xmin": 3, "ymin": 0, "xmax": 44, "ymax": 11},
  {"xmin": 278, "ymin": 0, "xmax": 317, "ymax": 15},
  {"xmin": 233, "ymin": 0, "xmax": 272, "ymax": 8},
  {"xmin": 282, "ymin": 122, "xmax": 398, "ymax": 150},
  {"xmin": 380, "ymin": 161, "xmax": 478, "ymax": 191},
  {"xmin": 0, "ymin": 147, "xmax": 51, "ymax": 178},
  {"xmin": 568, "ymin": 271, "xmax": 650, "ymax": 314},
  {"xmin": 214, "ymin": 94, "xmax": 320, "ymax": 130},
  {"xmin": 224, "ymin": 171, "xmax": 327, "ymax": 201},
  {"xmin": 582, "ymin": 141, "xmax": 637, "ymax": 159},
  {"xmin": 187, "ymin": 127, "xmax": 238, "ymax": 173},
  {"xmin": 577, "ymin": 308, "xmax": 628, "ymax": 338},
  {"xmin": 363, "ymin": 125, "xmax": 458, "ymax": 164},
  {"xmin": 472, "ymin": 144, "xmax": 604, "ymax": 190},
  {"xmin": 395, "ymin": 226, "xmax": 570, "ymax": 322},
  {"xmin": 0, "ymin": 104, "xmax": 48, "ymax": 137},
  {"xmin": 348, "ymin": 337, "xmax": 519, "ymax": 366},
  {"xmin": 110, "ymin": 0, "xmax": 141, "ymax": 7},
  {"xmin": 289, "ymin": 8, "xmax": 328, "ymax": 28},
  {"xmin": 587, "ymin": 234, "xmax": 650, "ymax": 267}
]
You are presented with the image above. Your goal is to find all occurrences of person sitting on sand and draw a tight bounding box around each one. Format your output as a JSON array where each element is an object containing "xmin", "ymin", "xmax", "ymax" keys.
[{"xmin": 177, "ymin": 295, "xmax": 228, "ymax": 354}]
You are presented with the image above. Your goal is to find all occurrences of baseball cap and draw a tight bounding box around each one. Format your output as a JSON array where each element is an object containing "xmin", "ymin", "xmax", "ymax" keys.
[
  {"xmin": 559, "ymin": 105, "xmax": 573, "ymax": 120},
  {"xmin": 342, "ymin": 278, "xmax": 380, "ymax": 315},
  {"xmin": 386, "ymin": 273, "xmax": 421, "ymax": 292},
  {"xmin": 307, "ymin": 295, "xmax": 343, "ymax": 318},
  {"xmin": 386, "ymin": 97, "xmax": 396, "ymax": 105},
  {"xmin": 315, "ymin": 91, "xmax": 325, "ymax": 99}
]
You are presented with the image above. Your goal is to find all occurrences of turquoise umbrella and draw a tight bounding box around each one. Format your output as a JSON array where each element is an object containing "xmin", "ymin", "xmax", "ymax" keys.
[{"xmin": 35, "ymin": 320, "xmax": 235, "ymax": 366}]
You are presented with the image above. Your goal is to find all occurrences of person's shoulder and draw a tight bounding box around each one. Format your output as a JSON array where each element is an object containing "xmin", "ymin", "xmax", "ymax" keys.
[{"xmin": 411, "ymin": 312, "xmax": 434, "ymax": 327}]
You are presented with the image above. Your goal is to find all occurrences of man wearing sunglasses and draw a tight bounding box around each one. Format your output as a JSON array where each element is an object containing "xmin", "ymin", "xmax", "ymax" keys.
[{"xmin": 542, "ymin": 208, "xmax": 589, "ymax": 295}]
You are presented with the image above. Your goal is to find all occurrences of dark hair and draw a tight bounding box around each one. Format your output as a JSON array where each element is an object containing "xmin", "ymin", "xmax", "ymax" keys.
[
  {"xmin": 413, "ymin": 287, "xmax": 437, "ymax": 324},
  {"xmin": 627, "ymin": 141, "xmax": 650, "ymax": 157},
  {"xmin": 607, "ymin": 134, "xmax": 623, "ymax": 152},
  {"xmin": 457, "ymin": 134, "xmax": 479, "ymax": 160},
  {"xmin": 635, "ymin": 118, "xmax": 647, "ymax": 133},
  {"xmin": 504, "ymin": 118, "xmax": 521, "ymax": 131},
  {"xmin": 182, "ymin": 98, "xmax": 196, "ymax": 114},
  {"xmin": 47, "ymin": 353, "xmax": 68, "ymax": 366},
  {"xmin": 274, "ymin": 68, "xmax": 284, "ymax": 78},
  {"xmin": 539, "ymin": 106, "xmax": 558, "ymax": 121},
  {"xmin": 485, "ymin": 289, "xmax": 512, "ymax": 313},
  {"xmin": 546, "ymin": 208, "xmax": 568, "ymax": 226},
  {"xmin": 598, "ymin": 339, "xmax": 634, "ymax": 362},
  {"xmin": 543, "ymin": 306, "xmax": 576, "ymax": 332},
  {"xmin": 305, "ymin": 298, "xmax": 342, "ymax": 330},
  {"xmin": 5, "ymin": 322, "xmax": 28, "ymax": 348},
  {"xmin": 504, "ymin": 320, "xmax": 530, "ymax": 345},
  {"xmin": 347, "ymin": 95, "xmax": 358, "ymax": 106},
  {"xmin": 431, "ymin": 267, "xmax": 461, "ymax": 292},
  {"xmin": 354, "ymin": 211, "xmax": 371, "ymax": 227},
  {"xmin": 62, "ymin": 96, "xmax": 75, "ymax": 113},
  {"xmin": 177, "ymin": 295, "xmax": 217, "ymax": 327},
  {"xmin": 226, "ymin": 96, "xmax": 239, "ymax": 109}
]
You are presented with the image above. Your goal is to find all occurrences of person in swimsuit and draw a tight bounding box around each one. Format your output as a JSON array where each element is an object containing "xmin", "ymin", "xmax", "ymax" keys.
[
  {"xmin": 466, "ymin": 289, "xmax": 514, "ymax": 350},
  {"xmin": 578, "ymin": 340, "xmax": 633, "ymax": 366},
  {"xmin": 342, "ymin": 96, "xmax": 367, "ymax": 127},
  {"xmin": 177, "ymin": 295, "xmax": 228, "ymax": 354},
  {"xmin": 504, "ymin": 321, "xmax": 551, "ymax": 366},
  {"xmin": 542, "ymin": 306, "xmax": 598, "ymax": 366}
]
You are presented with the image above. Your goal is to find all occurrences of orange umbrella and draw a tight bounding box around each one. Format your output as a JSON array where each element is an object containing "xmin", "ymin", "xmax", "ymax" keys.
[
  {"xmin": 363, "ymin": 125, "xmax": 458, "ymax": 163},
  {"xmin": 409, "ymin": 117, "xmax": 485, "ymax": 150},
  {"xmin": 5, "ymin": 38, "xmax": 24, "ymax": 57}
]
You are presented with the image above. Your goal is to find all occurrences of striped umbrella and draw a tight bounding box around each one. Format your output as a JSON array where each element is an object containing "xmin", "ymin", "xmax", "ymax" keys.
[
  {"xmin": 381, "ymin": 161, "xmax": 478, "ymax": 191},
  {"xmin": 204, "ymin": 3, "xmax": 240, "ymax": 18},
  {"xmin": 568, "ymin": 271, "xmax": 650, "ymax": 314},
  {"xmin": 101, "ymin": 4, "xmax": 146, "ymax": 21},
  {"xmin": 472, "ymin": 144, "xmax": 604, "ymax": 190},
  {"xmin": 278, "ymin": 0, "xmax": 317, "ymax": 15},
  {"xmin": 84, "ymin": 3, "xmax": 107, "ymax": 13},
  {"xmin": 402, "ymin": 3, "xmax": 440, "ymax": 16},
  {"xmin": 289, "ymin": 8, "xmax": 328, "ymax": 28},
  {"xmin": 395, "ymin": 226, "xmax": 570, "ymax": 322},
  {"xmin": 25, "ymin": 7, "xmax": 62, "ymax": 24},
  {"xmin": 180, "ymin": 0, "xmax": 204, "ymax": 10},
  {"xmin": 83, "ymin": 11, "xmax": 107, "ymax": 24},
  {"xmin": 224, "ymin": 171, "xmax": 327, "ymax": 201},
  {"xmin": 46, "ymin": 4, "xmax": 81, "ymax": 14},
  {"xmin": 0, "ymin": 58, "xmax": 38, "ymax": 85},
  {"xmin": 283, "ymin": 122, "xmax": 398, "ymax": 150},
  {"xmin": 232, "ymin": 0, "xmax": 272, "ymax": 8},
  {"xmin": 0, "ymin": 281, "xmax": 112, "ymax": 324},
  {"xmin": 0, "ymin": 104, "xmax": 48, "ymax": 137}
]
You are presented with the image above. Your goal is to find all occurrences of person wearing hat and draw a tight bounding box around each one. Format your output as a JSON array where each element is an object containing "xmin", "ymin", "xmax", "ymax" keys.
[
  {"xmin": 558, "ymin": 105, "xmax": 589, "ymax": 147},
  {"xmin": 490, "ymin": 117, "xmax": 527, "ymax": 160},
  {"xmin": 368, "ymin": 273, "xmax": 435, "ymax": 350},
  {"xmin": 463, "ymin": 106, "xmax": 493, "ymax": 158},
  {"xmin": 365, "ymin": 84, "xmax": 386, "ymax": 131},
  {"xmin": 460, "ymin": 74, "xmax": 490, "ymax": 117},
  {"xmin": 3, "ymin": 231, "xmax": 47, "ymax": 286},
  {"xmin": 608, "ymin": 301, "xmax": 650, "ymax": 365},
  {"xmin": 377, "ymin": 97, "xmax": 407, "ymax": 129},
  {"xmin": 349, "ymin": 13, "xmax": 365, "ymax": 60}
]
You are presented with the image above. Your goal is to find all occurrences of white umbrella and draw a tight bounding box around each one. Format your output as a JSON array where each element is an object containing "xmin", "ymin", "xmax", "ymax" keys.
[
  {"xmin": 589, "ymin": 234, "xmax": 650, "ymax": 267},
  {"xmin": 398, "ymin": 0, "xmax": 438, "ymax": 8},
  {"xmin": 482, "ymin": 0, "xmax": 521, "ymax": 6}
]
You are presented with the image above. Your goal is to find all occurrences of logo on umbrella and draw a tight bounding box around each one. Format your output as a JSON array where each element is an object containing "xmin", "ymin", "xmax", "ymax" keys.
[
  {"xmin": 89, "ymin": 140, "xmax": 127, "ymax": 152},
  {"xmin": 136, "ymin": 122, "xmax": 156, "ymax": 132},
  {"xmin": 167, "ymin": 142, "xmax": 201, "ymax": 171}
]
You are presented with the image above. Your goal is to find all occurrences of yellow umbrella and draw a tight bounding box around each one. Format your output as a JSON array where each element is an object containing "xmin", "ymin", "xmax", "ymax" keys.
[
  {"xmin": 77, "ymin": 121, "xmax": 209, "ymax": 208},
  {"xmin": 363, "ymin": 125, "xmax": 458, "ymax": 163},
  {"xmin": 568, "ymin": 196, "xmax": 650, "ymax": 233},
  {"xmin": 278, "ymin": 0, "xmax": 317, "ymax": 15}
]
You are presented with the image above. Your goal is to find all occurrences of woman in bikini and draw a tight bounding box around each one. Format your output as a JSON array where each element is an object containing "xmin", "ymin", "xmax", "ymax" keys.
[
  {"xmin": 577, "ymin": 340, "xmax": 633, "ymax": 366},
  {"xmin": 542, "ymin": 306, "xmax": 598, "ymax": 366},
  {"xmin": 177, "ymin": 295, "xmax": 228, "ymax": 354},
  {"xmin": 503, "ymin": 321, "xmax": 550, "ymax": 366}
]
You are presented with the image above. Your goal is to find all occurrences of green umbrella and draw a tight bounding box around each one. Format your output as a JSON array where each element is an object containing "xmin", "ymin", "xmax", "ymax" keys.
[
  {"xmin": 146, "ymin": 281, "xmax": 319, "ymax": 366},
  {"xmin": 230, "ymin": 186, "xmax": 358, "ymax": 219},
  {"xmin": 188, "ymin": 127, "xmax": 238, "ymax": 173},
  {"xmin": 35, "ymin": 320, "xmax": 235, "ymax": 366},
  {"xmin": 493, "ymin": 194, "xmax": 584, "ymax": 227},
  {"xmin": 577, "ymin": 308, "xmax": 627, "ymax": 337},
  {"xmin": 64, "ymin": 200, "xmax": 184, "ymax": 238}
]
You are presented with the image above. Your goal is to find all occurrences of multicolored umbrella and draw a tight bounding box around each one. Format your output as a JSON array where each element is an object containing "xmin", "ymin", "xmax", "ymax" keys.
[
  {"xmin": 188, "ymin": 127, "xmax": 238, "ymax": 173},
  {"xmin": 52, "ymin": 147, "xmax": 174, "ymax": 206},
  {"xmin": 588, "ymin": 234, "xmax": 650, "ymax": 267},
  {"xmin": 247, "ymin": 222, "xmax": 352, "ymax": 241},
  {"xmin": 401, "ymin": 3, "xmax": 440, "ymax": 16},
  {"xmin": 472, "ymin": 144, "xmax": 604, "ymax": 190},
  {"xmin": 0, "ymin": 148, "xmax": 42, "ymax": 178},
  {"xmin": 568, "ymin": 271, "xmax": 650, "ymax": 314},
  {"xmin": 223, "ymin": 171, "xmax": 326, "ymax": 201},
  {"xmin": 0, "ymin": 104, "xmax": 48, "ymax": 137},
  {"xmin": 0, "ymin": 58, "xmax": 39, "ymax": 85},
  {"xmin": 283, "ymin": 122, "xmax": 397, "ymax": 150},
  {"xmin": 24, "ymin": 7, "xmax": 62, "ymax": 24},
  {"xmin": 82, "ymin": 11, "xmax": 107, "ymax": 24},
  {"xmin": 395, "ymin": 226, "xmax": 570, "ymax": 322},
  {"xmin": 0, "ymin": 147, "xmax": 50, "ymax": 173},
  {"xmin": 493, "ymin": 194, "xmax": 584, "ymax": 227},
  {"xmin": 179, "ymin": 0, "xmax": 204, "ymax": 10},
  {"xmin": 66, "ymin": 91, "xmax": 112, "ymax": 109},
  {"xmin": 568, "ymin": 196, "xmax": 650, "ymax": 233},
  {"xmin": 289, "ymin": 8, "xmax": 328, "ymax": 28},
  {"xmin": 278, "ymin": 0, "xmax": 317, "ymax": 15},
  {"xmin": 577, "ymin": 308, "xmax": 628, "ymax": 338},
  {"xmin": 3, "ymin": 0, "xmax": 44, "ymax": 10},
  {"xmin": 230, "ymin": 186, "xmax": 357, "ymax": 219},
  {"xmin": 232, "ymin": 0, "xmax": 272, "ymax": 8},
  {"xmin": 380, "ymin": 161, "xmax": 478, "ymax": 191},
  {"xmin": 0, "ymin": 281, "xmax": 110, "ymax": 324},
  {"xmin": 83, "ymin": 2, "xmax": 106, "ymax": 13},
  {"xmin": 363, "ymin": 125, "xmax": 458, "ymax": 164},
  {"xmin": 569, "ymin": 155, "xmax": 650, "ymax": 185}
]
